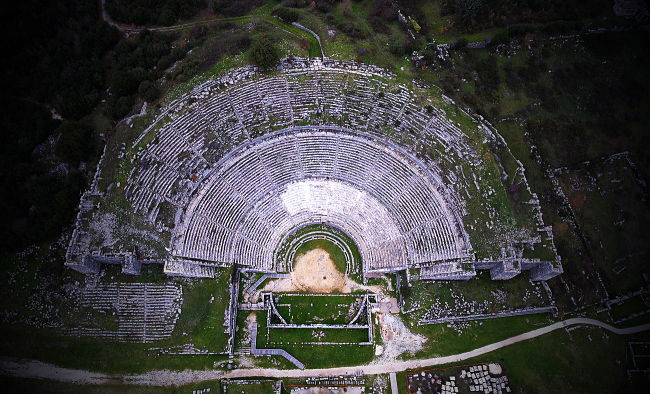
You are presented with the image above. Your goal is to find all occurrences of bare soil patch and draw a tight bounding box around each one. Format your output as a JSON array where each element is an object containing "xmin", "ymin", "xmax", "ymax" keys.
[
  {"xmin": 291, "ymin": 248, "xmax": 346, "ymax": 293},
  {"xmin": 260, "ymin": 248, "xmax": 381, "ymax": 294},
  {"xmin": 372, "ymin": 313, "xmax": 427, "ymax": 363}
]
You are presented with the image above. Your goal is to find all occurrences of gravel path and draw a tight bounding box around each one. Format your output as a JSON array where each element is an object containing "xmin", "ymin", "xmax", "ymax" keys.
[{"xmin": 2, "ymin": 318, "xmax": 648, "ymax": 386}]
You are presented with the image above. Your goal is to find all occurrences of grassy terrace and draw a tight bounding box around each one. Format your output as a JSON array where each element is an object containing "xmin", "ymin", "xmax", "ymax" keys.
[
  {"xmin": 402, "ymin": 270, "xmax": 552, "ymax": 323},
  {"xmin": 174, "ymin": 267, "xmax": 234, "ymax": 352},
  {"xmin": 0, "ymin": 261, "xmax": 233, "ymax": 373}
]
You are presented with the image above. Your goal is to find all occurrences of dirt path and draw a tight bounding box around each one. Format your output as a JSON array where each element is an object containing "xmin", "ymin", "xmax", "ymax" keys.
[
  {"xmin": 2, "ymin": 318, "xmax": 649, "ymax": 386},
  {"xmin": 99, "ymin": 0, "xmax": 325, "ymax": 57},
  {"xmin": 100, "ymin": 0, "xmax": 223, "ymax": 34}
]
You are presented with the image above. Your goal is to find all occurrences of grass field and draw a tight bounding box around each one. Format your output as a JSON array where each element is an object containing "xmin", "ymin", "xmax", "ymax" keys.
[
  {"xmin": 267, "ymin": 326, "xmax": 370, "ymax": 344},
  {"xmin": 409, "ymin": 314, "xmax": 553, "ymax": 360},
  {"xmin": 174, "ymin": 267, "xmax": 234, "ymax": 352},
  {"xmin": 398, "ymin": 326, "xmax": 644, "ymax": 394},
  {"xmin": 274, "ymin": 294, "xmax": 365, "ymax": 325},
  {"xmin": 402, "ymin": 271, "xmax": 551, "ymax": 324},
  {"xmin": 0, "ymin": 261, "xmax": 233, "ymax": 373}
]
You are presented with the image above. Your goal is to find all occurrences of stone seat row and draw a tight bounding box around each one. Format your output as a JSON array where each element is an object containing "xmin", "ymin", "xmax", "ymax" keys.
[
  {"xmin": 171, "ymin": 130, "xmax": 470, "ymax": 272},
  {"xmin": 127, "ymin": 64, "xmax": 471, "ymax": 224}
]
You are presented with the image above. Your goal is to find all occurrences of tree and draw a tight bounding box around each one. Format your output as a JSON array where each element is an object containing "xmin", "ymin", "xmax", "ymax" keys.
[
  {"xmin": 273, "ymin": 7, "xmax": 300, "ymax": 23},
  {"xmin": 248, "ymin": 36, "xmax": 280, "ymax": 70},
  {"xmin": 138, "ymin": 80, "xmax": 160, "ymax": 102},
  {"xmin": 455, "ymin": 0, "xmax": 483, "ymax": 21},
  {"xmin": 55, "ymin": 121, "xmax": 96, "ymax": 165}
]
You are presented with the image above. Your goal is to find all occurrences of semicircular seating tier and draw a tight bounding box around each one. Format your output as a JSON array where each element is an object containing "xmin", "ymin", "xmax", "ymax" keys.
[
  {"xmin": 65, "ymin": 58, "xmax": 562, "ymax": 281},
  {"xmin": 169, "ymin": 128, "xmax": 471, "ymax": 273},
  {"xmin": 123, "ymin": 58, "xmax": 474, "ymax": 226}
]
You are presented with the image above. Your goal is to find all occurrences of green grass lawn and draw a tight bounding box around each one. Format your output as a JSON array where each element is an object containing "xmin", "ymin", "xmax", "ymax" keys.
[
  {"xmin": 279, "ymin": 343, "xmax": 375, "ymax": 369},
  {"xmin": 409, "ymin": 314, "xmax": 553, "ymax": 359},
  {"xmin": 275, "ymin": 294, "xmax": 365, "ymax": 325},
  {"xmin": 174, "ymin": 268, "xmax": 234, "ymax": 352},
  {"xmin": 268, "ymin": 326, "xmax": 370, "ymax": 344},
  {"xmin": 398, "ymin": 326, "xmax": 641, "ymax": 394},
  {"xmin": 403, "ymin": 271, "xmax": 551, "ymax": 324}
]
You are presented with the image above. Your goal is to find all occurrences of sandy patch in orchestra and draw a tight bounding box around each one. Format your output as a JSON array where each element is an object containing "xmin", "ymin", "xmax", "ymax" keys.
[{"xmin": 260, "ymin": 248, "xmax": 380, "ymax": 294}]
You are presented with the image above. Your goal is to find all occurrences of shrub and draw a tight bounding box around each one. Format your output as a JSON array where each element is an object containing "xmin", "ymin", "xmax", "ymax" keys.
[
  {"xmin": 138, "ymin": 80, "xmax": 160, "ymax": 102},
  {"xmin": 339, "ymin": 23, "xmax": 368, "ymax": 39},
  {"xmin": 455, "ymin": 0, "xmax": 483, "ymax": 20},
  {"xmin": 507, "ymin": 23, "xmax": 537, "ymax": 37},
  {"xmin": 282, "ymin": 0, "xmax": 309, "ymax": 7},
  {"xmin": 273, "ymin": 7, "xmax": 300, "ymax": 23},
  {"xmin": 315, "ymin": 0, "xmax": 333, "ymax": 13},
  {"xmin": 55, "ymin": 121, "xmax": 96, "ymax": 165},
  {"xmin": 490, "ymin": 30, "xmax": 509, "ymax": 46},
  {"xmin": 111, "ymin": 68, "xmax": 148, "ymax": 97},
  {"xmin": 389, "ymin": 38, "xmax": 406, "ymax": 56},
  {"xmin": 213, "ymin": 0, "xmax": 264, "ymax": 17},
  {"xmin": 248, "ymin": 36, "xmax": 280, "ymax": 70},
  {"xmin": 449, "ymin": 38, "xmax": 468, "ymax": 50},
  {"xmin": 371, "ymin": 0, "xmax": 397, "ymax": 20},
  {"xmin": 107, "ymin": 95, "xmax": 134, "ymax": 120}
]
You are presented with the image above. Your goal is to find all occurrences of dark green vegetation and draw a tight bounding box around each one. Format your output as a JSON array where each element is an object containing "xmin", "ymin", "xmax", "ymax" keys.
[
  {"xmin": 105, "ymin": 0, "xmax": 205, "ymax": 26},
  {"xmin": 0, "ymin": 101, "xmax": 87, "ymax": 251},
  {"xmin": 1, "ymin": 1, "xmax": 188, "ymax": 252},
  {"xmin": 55, "ymin": 121, "xmax": 99, "ymax": 166},
  {"xmin": 248, "ymin": 35, "xmax": 281, "ymax": 69},
  {"xmin": 0, "ymin": 0, "xmax": 298, "ymax": 253},
  {"xmin": 555, "ymin": 156, "xmax": 649, "ymax": 297},
  {"xmin": 214, "ymin": 0, "xmax": 267, "ymax": 18},
  {"xmin": 433, "ymin": 0, "xmax": 611, "ymax": 32},
  {"xmin": 431, "ymin": 32, "xmax": 650, "ymax": 310}
]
